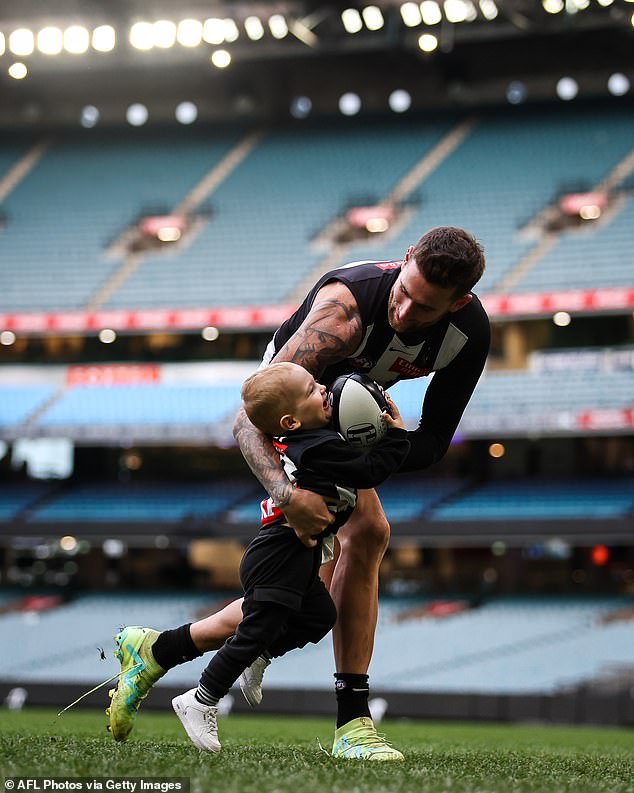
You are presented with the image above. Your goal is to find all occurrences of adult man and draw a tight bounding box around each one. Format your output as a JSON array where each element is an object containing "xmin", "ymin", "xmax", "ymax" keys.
[{"xmin": 109, "ymin": 226, "xmax": 489, "ymax": 760}]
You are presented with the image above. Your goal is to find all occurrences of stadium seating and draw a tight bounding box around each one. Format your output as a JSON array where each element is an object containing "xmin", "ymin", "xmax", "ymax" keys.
[
  {"xmin": 1, "ymin": 594, "xmax": 632, "ymax": 695},
  {"xmin": 0, "ymin": 385, "xmax": 56, "ymax": 430}
]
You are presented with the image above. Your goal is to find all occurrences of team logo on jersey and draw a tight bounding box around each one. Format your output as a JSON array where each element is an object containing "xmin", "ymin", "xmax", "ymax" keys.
[
  {"xmin": 349, "ymin": 356, "xmax": 375, "ymax": 371},
  {"xmin": 374, "ymin": 261, "xmax": 400, "ymax": 270},
  {"xmin": 389, "ymin": 357, "xmax": 431, "ymax": 378}
]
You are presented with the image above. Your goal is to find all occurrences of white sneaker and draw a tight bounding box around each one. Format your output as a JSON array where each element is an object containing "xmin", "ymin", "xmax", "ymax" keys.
[
  {"xmin": 172, "ymin": 688, "xmax": 221, "ymax": 752},
  {"xmin": 239, "ymin": 654, "xmax": 271, "ymax": 707}
]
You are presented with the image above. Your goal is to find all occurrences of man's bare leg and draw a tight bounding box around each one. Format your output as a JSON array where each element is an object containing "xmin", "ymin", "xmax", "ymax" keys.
[{"xmin": 328, "ymin": 488, "xmax": 389, "ymax": 673}]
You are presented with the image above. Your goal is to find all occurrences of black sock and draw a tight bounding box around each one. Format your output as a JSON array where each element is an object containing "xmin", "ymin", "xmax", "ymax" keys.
[
  {"xmin": 151, "ymin": 623, "xmax": 202, "ymax": 671},
  {"xmin": 334, "ymin": 673, "xmax": 371, "ymax": 728}
]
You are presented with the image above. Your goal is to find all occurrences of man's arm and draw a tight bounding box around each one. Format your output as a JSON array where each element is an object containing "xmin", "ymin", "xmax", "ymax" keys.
[{"xmin": 233, "ymin": 280, "xmax": 364, "ymax": 545}]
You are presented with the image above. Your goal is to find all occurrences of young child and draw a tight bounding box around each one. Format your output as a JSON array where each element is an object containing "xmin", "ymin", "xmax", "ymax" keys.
[{"xmin": 171, "ymin": 361, "xmax": 410, "ymax": 752}]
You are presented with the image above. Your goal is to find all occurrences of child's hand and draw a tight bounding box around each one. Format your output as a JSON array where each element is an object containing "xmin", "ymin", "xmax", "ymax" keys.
[{"xmin": 382, "ymin": 393, "xmax": 406, "ymax": 431}]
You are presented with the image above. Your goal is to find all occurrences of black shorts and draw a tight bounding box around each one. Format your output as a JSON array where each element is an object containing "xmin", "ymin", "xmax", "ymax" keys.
[{"xmin": 240, "ymin": 524, "xmax": 325, "ymax": 612}]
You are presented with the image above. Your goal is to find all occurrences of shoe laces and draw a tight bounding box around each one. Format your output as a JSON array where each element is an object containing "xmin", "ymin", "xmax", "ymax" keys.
[{"xmin": 202, "ymin": 706, "xmax": 218, "ymax": 732}]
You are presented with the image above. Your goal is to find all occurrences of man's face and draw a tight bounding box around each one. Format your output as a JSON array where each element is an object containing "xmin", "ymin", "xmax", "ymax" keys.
[{"xmin": 388, "ymin": 256, "xmax": 471, "ymax": 336}]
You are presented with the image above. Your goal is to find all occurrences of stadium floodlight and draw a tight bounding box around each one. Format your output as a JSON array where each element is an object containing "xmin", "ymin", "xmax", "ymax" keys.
[
  {"xmin": 37, "ymin": 27, "xmax": 63, "ymax": 55},
  {"xmin": 64, "ymin": 26, "xmax": 90, "ymax": 54},
  {"xmin": 202, "ymin": 326, "xmax": 220, "ymax": 341},
  {"xmin": 479, "ymin": 0, "xmax": 498, "ymax": 20},
  {"xmin": 290, "ymin": 95, "xmax": 312, "ymax": 118},
  {"xmin": 418, "ymin": 32, "xmax": 438, "ymax": 51},
  {"xmin": 542, "ymin": 0, "xmax": 564, "ymax": 12},
  {"xmin": 9, "ymin": 29, "xmax": 34, "ymax": 57},
  {"xmin": 596, "ymin": 0, "xmax": 614, "ymax": 5},
  {"xmin": 552, "ymin": 311, "xmax": 571, "ymax": 327},
  {"xmin": 389, "ymin": 89, "xmax": 412, "ymax": 112},
  {"xmin": 420, "ymin": 1, "xmax": 443, "ymax": 25},
  {"xmin": 98, "ymin": 328, "xmax": 117, "ymax": 343},
  {"xmin": 608, "ymin": 72, "xmax": 630, "ymax": 96},
  {"xmin": 153, "ymin": 20, "xmax": 177, "ymax": 48},
  {"xmin": 223, "ymin": 19, "xmax": 240, "ymax": 42},
  {"xmin": 177, "ymin": 19, "xmax": 203, "ymax": 47},
  {"xmin": 0, "ymin": 331, "xmax": 16, "ymax": 346},
  {"xmin": 556, "ymin": 76, "xmax": 578, "ymax": 100},
  {"xmin": 126, "ymin": 103, "xmax": 148, "ymax": 126},
  {"xmin": 444, "ymin": 0, "xmax": 469, "ymax": 23},
  {"xmin": 341, "ymin": 9, "xmax": 363, "ymax": 33},
  {"xmin": 175, "ymin": 101, "xmax": 198, "ymax": 124},
  {"xmin": 92, "ymin": 25, "xmax": 116, "ymax": 52},
  {"xmin": 80, "ymin": 105, "xmax": 100, "ymax": 127},
  {"xmin": 362, "ymin": 6, "xmax": 385, "ymax": 30},
  {"xmin": 211, "ymin": 49, "xmax": 231, "ymax": 67},
  {"xmin": 0, "ymin": 33, "xmax": 4, "ymax": 56},
  {"xmin": 268, "ymin": 14, "xmax": 289, "ymax": 39},
  {"xmin": 8, "ymin": 62, "xmax": 27, "ymax": 79},
  {"xmin": 130, "ymin": 22, "xmax": 153, "ymax": 50},
  {"xmin": 203, "ymin": 18, "xmax": 225, "ymax": 45},
  {"xmin": 400, "ymin": 3, "xmax": 422, "ymax": 26},
  {"xmin": 244, "ymin": 16, "xmax": 265, "ymax": 40},
  {"xmin": 488, "ymin": 442, "xmax": 505, "ymax": 458},
  {"xmin": 339, "ymin": 92, "xmax": 361, "ymax": 115}
]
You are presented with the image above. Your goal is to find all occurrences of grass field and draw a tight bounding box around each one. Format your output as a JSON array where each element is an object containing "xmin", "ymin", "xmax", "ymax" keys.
[{"xmin": 1, "ymin": 708, "xmax": 633, "ymax": 793}]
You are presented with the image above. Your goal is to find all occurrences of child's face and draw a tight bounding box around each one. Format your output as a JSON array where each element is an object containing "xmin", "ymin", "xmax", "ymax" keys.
[{"xmin": 284, "ymin": 366, "xmax": 332, "ymax": 430}]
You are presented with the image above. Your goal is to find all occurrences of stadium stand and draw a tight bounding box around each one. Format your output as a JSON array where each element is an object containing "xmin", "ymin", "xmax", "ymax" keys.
[{"xmin": 0, "ymin": 385, "xmax": 56, "ymax": 430}]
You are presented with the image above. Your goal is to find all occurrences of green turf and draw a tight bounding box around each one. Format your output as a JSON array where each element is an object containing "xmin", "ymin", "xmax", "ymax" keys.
[{"xmin": 1, "ymin": 708, "xmax": 633, "ymax": 793}]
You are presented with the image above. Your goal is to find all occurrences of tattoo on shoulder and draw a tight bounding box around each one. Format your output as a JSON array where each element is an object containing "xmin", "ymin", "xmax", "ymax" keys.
[{"xmin": 281, "ymin": 297, "xmax": 363, "ymax": 375}]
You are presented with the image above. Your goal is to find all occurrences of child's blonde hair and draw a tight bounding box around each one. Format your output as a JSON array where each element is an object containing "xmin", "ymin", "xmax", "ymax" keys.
[{"xmin": 241, "ymin": 362, "xmax": 300, "ymax": 436}]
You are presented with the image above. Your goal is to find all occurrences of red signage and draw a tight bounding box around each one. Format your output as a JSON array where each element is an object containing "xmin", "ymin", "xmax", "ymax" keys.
[{"xmin": 66, "ymin": 364, "xmax": 161, "ymax": 386}]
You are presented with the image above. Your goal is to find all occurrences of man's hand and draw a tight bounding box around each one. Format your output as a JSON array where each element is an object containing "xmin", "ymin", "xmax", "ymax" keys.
[{"xmin": 282, "ymin": 488, "xmax": 334, "ymax": 548}]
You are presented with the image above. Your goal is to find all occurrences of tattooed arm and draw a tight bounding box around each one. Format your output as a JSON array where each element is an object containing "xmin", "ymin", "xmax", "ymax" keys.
[{"xmin": 233, "ymin": 281, "xmax": 363, "ymax": 546}]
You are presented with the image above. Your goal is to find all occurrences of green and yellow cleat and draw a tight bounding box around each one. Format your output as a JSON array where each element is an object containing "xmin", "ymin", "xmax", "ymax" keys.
[
  {"xmin": 332, "ymin": 717, "xmax": 404, "ymax": 761},
  {"xmin": 107, "ymin": 626, "xmax": 165, "ymax": 742}
]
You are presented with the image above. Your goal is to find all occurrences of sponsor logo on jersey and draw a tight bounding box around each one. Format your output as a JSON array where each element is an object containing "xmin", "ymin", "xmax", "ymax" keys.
[
  {"xmin": 260, "ymin": 497, "xmax": 284, "ymax": 527},
  {"xmin": 349, "ymin": 356, "xmax": 375, "ymax": 371},
  {"xmin": 373, "ymin": 261, "xmax": 400, "ymax": 270},
  {"xmin": 389, "ymin": 356, "xmax": 431, "ymax": 378}
]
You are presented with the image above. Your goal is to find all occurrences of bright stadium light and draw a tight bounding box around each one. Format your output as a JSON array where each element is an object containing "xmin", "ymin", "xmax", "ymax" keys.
[
  {"xmin": 175, "ymin": 101, "xmax": 198, "ymax": 124},
  {"xmin": 553, "ymin": 311, "xmax": 571, "ymax": 327},
  {"xmin": 92, "ymin": 25, "xmax": 116, "ymax": 52},
  {"xmin": 10, "ymin": 29, "xmax": 34, "ymax": 56},
  {"xmin": 389, "ymin": 89, "xmax": 412, "ymax": 112},
  {"xmin": 556, "ymin": 76, "xmax": 578, "ymax": 100},
  {"xmin": 444, "ymin": 0, "xmax": 469, "ymax": 23},
  {"xmin": 37, "ymin": 27, "xmax": 63, "ymax": 55},
  {"xmin": 400, "ymin": 3, "xmax": 422, "ymax": 26},
  {"xmin": 203, "ymin": 18, "xmax": 225, "ymax": 44},
  {"xmin": 177, "ymin": 19, "xmax": 203, "ymax": 47},
  {"xmin": 0, "ymin": 33, "xmax": 4, "ymax": 56},
  {"xmin": 130, "ymin": 22, "xmax": 153, "ymax": 50},
  {"xmin": 98, "ymin": 328, "xmax": 117, "ymax": 343},
  {"xmin": 341, "ymin": 9, "xmax": 363, "ymax": 33},
  {"xmin": 479, "ymin": 0, "xmax": 498, "ymax": 19},
  {"xmin": 0, "ymin": 331, "xmax": 16, "ymax": 345},
  {"xmin": 202, "ymin": 326, "xmax": 220, "ymax": 341},
  {"xmin": 596, "ymin": 0, "xmax": 614, "ymax": 4},
  {"xmin": 421, "ymin": 1, "xmax": 443, "ymax": 24},
  {"xmin": 126, "ymin": 103, "xmax": 148, "ymax": 126},
  {"xmin": 244, "ymin": 16, "xmax": 265, "ymax": 40},
  {"xmin": 211, "ymin": 49, "xmax": 231, "ymax": 67},
  {"xmin": 339, "ymin": 92, "xmax": 361, "ymax": 115},
  {"xmin": 418, "ymin": 32, "xmax": 438, "ymax": 51},
  {"xmin": 80, "ymin": 105, "xmax": 100, "ymax": 127},
  {"xmin": 268, "ymin": 14, "xmax": 289, "ymax": 38},
  {"xmin": 153, "ymin": 20, "xmax": 177, "ymax": 48},
  {"xmin": 8, "ymin": 63, "xmax": 27, "ymax": 79},
  {"xmin": 223, "ymin": 19, "xmax": 240, "ymax": 42},
  {"xmin": 64, "ymin": 26, "xmax": 90, "ymax": 54},
  {"xmin": 608, "ymin": 72, "xmax": 630, "ymax": 96},
  {"xmin": 542, "ymin": 0, "xmax": 564, "ymax": 12},
  {"xmin": 362, "ymin": 6, "xmax": 385, "ymax": 30}
]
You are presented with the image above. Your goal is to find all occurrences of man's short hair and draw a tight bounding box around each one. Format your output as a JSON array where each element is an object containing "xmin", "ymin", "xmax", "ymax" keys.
[
  {"xmin": 412, "ymin": 226, "xmax": 485, "ymax": 297},
  {"xmin": 241, "ymin": 362, "xmax": 297, "ymax": 436}
]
